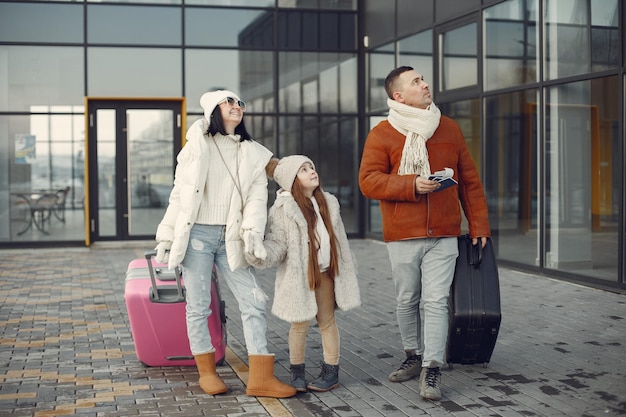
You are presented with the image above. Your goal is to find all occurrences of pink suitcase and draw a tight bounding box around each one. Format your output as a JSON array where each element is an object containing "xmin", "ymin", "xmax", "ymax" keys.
[{"xmin": 124, "ymin": 250, "xmax": 226, "ymax": 367}]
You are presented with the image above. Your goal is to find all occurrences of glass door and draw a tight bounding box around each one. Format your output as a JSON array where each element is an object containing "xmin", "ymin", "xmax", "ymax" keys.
[{"xmin": 86, "ymin": 99, "xmax": 183, "ymax": 242}]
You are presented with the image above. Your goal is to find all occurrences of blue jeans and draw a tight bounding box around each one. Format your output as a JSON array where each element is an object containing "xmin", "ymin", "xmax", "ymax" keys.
[
  {"xmin": 386, "ymin": 237, "xmax": 458, "ymax": 366},
  {"xmin": 182, "ymin": 224, "xmax": 269, "ymax": 355}
]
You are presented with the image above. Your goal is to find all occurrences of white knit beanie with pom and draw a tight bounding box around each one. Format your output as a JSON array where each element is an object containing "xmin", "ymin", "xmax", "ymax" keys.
[
  {"xmin": 200, "ymin": 90, "xmax": 239, "ymax": 124},
  {"xmin": 268, "ymin": 155, "xmax": 315, "ymax": 192}
]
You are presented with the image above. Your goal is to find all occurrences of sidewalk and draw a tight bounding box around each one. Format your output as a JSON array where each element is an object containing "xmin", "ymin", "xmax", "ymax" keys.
[{"xmin": 0, "ymin": 239, "xmax": 624, "ymax": 417}]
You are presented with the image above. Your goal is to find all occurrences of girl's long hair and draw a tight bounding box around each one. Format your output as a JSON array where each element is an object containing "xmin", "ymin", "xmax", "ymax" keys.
[
  {"xmin": 207, "ymin": 106, "xmax": 252, "ymax": 141},
  {"xmin": 291, "ymin": 178, "xmax": 340, "ymax": 290}
]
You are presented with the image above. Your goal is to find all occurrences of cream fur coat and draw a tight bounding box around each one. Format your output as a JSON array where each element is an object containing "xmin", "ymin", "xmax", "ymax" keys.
[{"xmin": 247, "ymin": 190, "xmax": 361, "ymax": 323}]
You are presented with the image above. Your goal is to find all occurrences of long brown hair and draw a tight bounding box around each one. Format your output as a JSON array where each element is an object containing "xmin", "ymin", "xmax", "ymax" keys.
[{"xmin": 291, "ymin": 178, "xmax": 340, "ymax": 290}]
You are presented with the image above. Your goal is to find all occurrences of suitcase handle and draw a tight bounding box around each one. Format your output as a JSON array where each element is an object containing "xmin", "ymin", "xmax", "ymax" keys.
[
  {"xmin": 467, "ymin": 236, "xmax": 484, "ymax": 267},
  {"xmin": 144, "ymin": 250, "xmax": 185, "ymax": 302}
]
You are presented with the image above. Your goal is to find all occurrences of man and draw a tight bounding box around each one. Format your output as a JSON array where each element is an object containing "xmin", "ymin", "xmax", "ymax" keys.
[{"xmin": 358, "ymin": 66, "xmax": 490, "ymax": 401}]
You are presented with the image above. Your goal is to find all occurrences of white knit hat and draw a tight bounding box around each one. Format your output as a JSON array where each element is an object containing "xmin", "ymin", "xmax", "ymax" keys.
[
  {"xmin": 269, "ymin": 155, "xmax": 315, "ymax": 192},
  {"xmin": 200, "ymin": 90, "xmax": 239, "ymax": 122}
]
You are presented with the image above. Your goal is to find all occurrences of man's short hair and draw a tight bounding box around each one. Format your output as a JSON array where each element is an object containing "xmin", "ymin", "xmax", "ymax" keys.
[{"xmin": 384, "ymin": 66, "xmax": 414, "ymax": 99}]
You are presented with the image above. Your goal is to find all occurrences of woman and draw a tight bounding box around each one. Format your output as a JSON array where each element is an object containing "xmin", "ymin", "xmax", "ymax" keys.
[{"xmin": 154, "ymin": 90, "xmax": 295, "ymax": 398}]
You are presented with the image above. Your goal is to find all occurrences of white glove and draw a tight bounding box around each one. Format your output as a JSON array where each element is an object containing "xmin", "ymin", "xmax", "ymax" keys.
[
  {"xmin": 242, "ymin": 230, "xmax": 267, "ymax": 260},
  {"xmin": 155, "ymin": 241, "xmax": 172, "ymax": 264}
]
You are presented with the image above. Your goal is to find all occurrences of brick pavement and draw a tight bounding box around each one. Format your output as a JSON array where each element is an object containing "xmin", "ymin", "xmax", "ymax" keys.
[{"xmin": 0, "ymin": 240, "xmax": 625, "ymax": 417}]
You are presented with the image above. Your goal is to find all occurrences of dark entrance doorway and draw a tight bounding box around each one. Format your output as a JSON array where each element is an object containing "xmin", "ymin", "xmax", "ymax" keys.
[{"xmin": 86, "ymin": 99, "xmax": 184, "ymax": 243}]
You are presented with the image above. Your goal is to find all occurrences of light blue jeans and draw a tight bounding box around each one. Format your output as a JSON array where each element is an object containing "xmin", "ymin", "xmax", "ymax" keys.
[
  {"xmin": 386, "ymin": 237, "xmax": 458, "ymax": 366},
  {"xmin": 182, "ymin": 224, "xmax": 269, "ymax": 355}
]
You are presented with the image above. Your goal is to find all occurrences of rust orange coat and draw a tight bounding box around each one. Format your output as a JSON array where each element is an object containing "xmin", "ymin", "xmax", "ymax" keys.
[{"xmin": 358, "ymin": 117, "xmax": 491, "ymax": 242}]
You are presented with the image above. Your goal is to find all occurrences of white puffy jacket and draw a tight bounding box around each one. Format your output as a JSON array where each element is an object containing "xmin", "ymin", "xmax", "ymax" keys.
[{"xmin": 155, "ymin": 118, "xmax": 272, "ymax": 271}]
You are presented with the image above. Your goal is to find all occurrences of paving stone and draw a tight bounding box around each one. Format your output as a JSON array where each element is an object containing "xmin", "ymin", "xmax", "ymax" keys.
[{"xmin": 0, "ymin": 241, "xmax": 625, "ymax": 416}]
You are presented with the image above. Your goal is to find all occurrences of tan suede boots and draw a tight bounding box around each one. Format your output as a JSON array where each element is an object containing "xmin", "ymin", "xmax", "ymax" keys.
[{"xmin": 194, "ymin": 352, "xmax": 296, "ymax": 398}]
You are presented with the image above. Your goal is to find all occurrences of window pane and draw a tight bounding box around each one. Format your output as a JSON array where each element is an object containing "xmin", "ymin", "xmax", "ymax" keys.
[
  {"xmin": 590, "ymin": 0, "xmax": 619, "ymax": 72},
  {"xmin": 339, "ymin": 57, "xmax": 357, "ymax": 113},
  {"xmin": 278, "ymin": 51, "xmax": 354, "ymax": 113},
  {"xmin": 88, "ymin": 48, "xmax": 182, "ymax": 97},
  {"xmin": 186, "ymin": 8, "xmax": 272, "ymax": 48},
  {"xmin": 368, "ymin": 46, "xmax": 395, "ymax": 113},
  {"xmin": 439, "ymin": 23, "xmax": 477, "ymax": 91},
  {"xmin": 0, "ymin": 2, "xmax": 83, "ymax": 43},
  {"xmin": 185, "ymin": 50, "xmax": 273, "ymax": 114},
  {"xmin": 545, "ymin": 77, "xmax": 619, "ymax": 281},
  {"xmin": 365, "ymin": 115, "xmax": 386, "ymax": 236},
  {"xmin": 484, "ymin": 90, "xmax": 539, "ymax": 266},
  {"xmin": 187, "ymin": 0, "xmax": 273, "ymax": 6},
  {"xmin": 439, "ymin": 99, "xmax": 480, "ymax": 234},
  {"xmin": 338, "ymin": 117, "xmax": 358, "ymax": 233},
  {"xmin": 0, "ymin": 46, "xmax": 84, "ymax": 112},
  {"xmin": 88, "ymin": 4, "xmax": 181, "ymax": 45},
  {"xmin": 240, "ymin": 51, "xmax": 275, "ymax": 111},
  {"xmin": 88, "ymin": 0, "xmax": 180, "ymax": 3},
  {"xmin": 398, "ymin": 31, "xmax": 433, "ymax": 89},
  {"xmin": 320, "ymin": 66, "xmax": 338, "ymax": 113},
  {"xmin": 543, "ymin": 0, "xmax": 617, "ymax": 78},
  {"xmin": 1, "ymin": 114, "xmax": 85, "ymax": 242},
  {"xmin": 278, "ymin": 10, "xmax": 355, "ymax": 51},
  {"xmin": 278, "ymin": 0, "xmax": 356, "ymax": 10},
  {"xmin": 439, "ymin": 99, "xmax": 481, "ymax": 171},
  {"xmin": 484, "ymin": 0, "xmax": 538, "ymax": 90}
]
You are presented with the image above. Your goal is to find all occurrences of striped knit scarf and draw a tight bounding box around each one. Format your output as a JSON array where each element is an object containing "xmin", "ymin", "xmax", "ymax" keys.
[{"xmin": 387, "ymin": 98, "xmax": 441, "ymax": 177}]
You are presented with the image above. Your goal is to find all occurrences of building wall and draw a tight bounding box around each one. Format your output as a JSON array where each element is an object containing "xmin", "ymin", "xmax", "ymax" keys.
[
  {"xmin": 0, "ymin": 0, "xmax": 624, "ymax": 290},
  {"xmin": 362, "ymin": 0, "xmax": 624, "ymax": 290}
]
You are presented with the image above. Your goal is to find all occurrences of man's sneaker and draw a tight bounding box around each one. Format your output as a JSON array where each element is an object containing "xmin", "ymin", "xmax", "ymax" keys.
[
  {"xmin": 388, "ymin": 351, "xmax": 422, "ymax": 382},
  {"xmin": 419, "ymin": 361, "xmax": 442, "ymax": 400}
]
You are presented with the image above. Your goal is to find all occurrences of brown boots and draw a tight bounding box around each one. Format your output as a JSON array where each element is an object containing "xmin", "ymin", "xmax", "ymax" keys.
[
  {"xmin": 194, "ymin": 352, "xmax": 227, "ymax": 395},
  {"xmin": 246, "ymin": 354, "xmax": 297, "ymax": 398},
  {"xmin": 195, "ymin": 352, "xmax": 295, "ymax": 398}
]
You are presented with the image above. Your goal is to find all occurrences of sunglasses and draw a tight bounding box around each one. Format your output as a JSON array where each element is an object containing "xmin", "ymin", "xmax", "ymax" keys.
[{"xmin": 218, "ymin": 96, "xmax": 246, "ymax": 112}]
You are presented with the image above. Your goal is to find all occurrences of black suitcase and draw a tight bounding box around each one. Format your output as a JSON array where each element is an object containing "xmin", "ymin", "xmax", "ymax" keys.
[{"xmin": 446, "ymin": 235, "xmax": 501, "ymax": 368}]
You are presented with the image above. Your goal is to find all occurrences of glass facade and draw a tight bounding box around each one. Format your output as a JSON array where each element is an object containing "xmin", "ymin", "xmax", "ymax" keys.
[
  {"xmin": 0, "ymin": 0, "xmax": 624, "ymax": 291},
  {"xmin": 362, "ymin": 0, "xmax": 624, "ymax": 291}
]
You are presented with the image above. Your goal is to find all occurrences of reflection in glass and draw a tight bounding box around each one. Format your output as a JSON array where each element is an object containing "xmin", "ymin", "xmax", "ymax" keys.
[
  {"xmin": 88, "ymin": 47, "xmax": 182, "ymax": 97},
  {"xmin": 544, "ymin": 0, "xmax": 618, "ymax": 79},
  {"xmin": 278, "ymin": 0, "xmax": 356, "ymax": 9},
  {"xmin": 398, "ymin": 31, "xmax": 433, "ymax": 85},
  {"xmin": 0, "ymin": 2, "xmax": 83, "ymax": 43},
  {"xmin": 339, "ymin": 57, "xmax": 357, "ymax": 113},
  {"xmin": 484, "ymin": 90, "xmax": 539, "ymax": 266},
  {"xmin": 187, "ymin": 0, "xmax": 273, "ymax": 6},
  {"xmin": 186, "ymin": 50, "xmax": 244, "ymax": 113},
  {"xmin": 365, "ymin": 115, "xmax": 386, "ymax": 236},
  {"xmin": 87, "ymin": 4, "xmax": 181, "ymax": 45},
  {"xmin": 484, "ymin": 0, "xmax": 538, "ymax": 90},
  {"xmin": 439, "ymin": 99, "xmax": 481, "ymax": 171},
  {"xmin": 368, "ymin": 48, "xmax": 395, "ymax": 113},
  {"xmin": 4, "ymin": 113, "xmax": 85, "ymax": 241},
  {"xmin": 186, "ymin": 8, "xmax": 270, "ymax": 48},
  {"xmin": 439, "ymin": 99, "xmax": 480, "ymax": 234},
  {"xmin": 96, "ymin": 110, "xmax": 116, "ymax": 237},
  {"xmin": 439, "ymin": 23, "xmax": 477, "ymax": 91},
  {"xmin": 545, "ymin": 78, "xmax": 618, "ymax": 281},
  {"xmin": 0, "ymin": 46, "xmax": 84, "ymax": 112},
  {"xmin": 278, "ymin": 52, "xmax": 356, "ymax": 114},
  {"xmin": 127, "ymin": 110, "xmax": 174, "ymax": 236}
]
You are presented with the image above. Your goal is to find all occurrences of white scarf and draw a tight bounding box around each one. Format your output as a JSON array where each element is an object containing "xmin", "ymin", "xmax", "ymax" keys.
[{"xmin": 387, "ymin": 98, "xmax": 441, "ymax": 177}]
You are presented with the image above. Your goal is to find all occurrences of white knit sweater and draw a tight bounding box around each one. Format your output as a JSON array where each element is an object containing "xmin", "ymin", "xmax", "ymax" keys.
[{"xmin": 196, "ymin": 134, "xmax": 239, "ymax": 225}]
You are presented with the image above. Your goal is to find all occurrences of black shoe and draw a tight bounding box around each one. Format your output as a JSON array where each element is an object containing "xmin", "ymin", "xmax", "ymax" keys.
[
  {"xmin": 290, "ymin": 364, "xmax": 307, "ymax": 392},
  {"xmin": 307, "ymin": 362, "xmax": 339, "ymax": 392},
  {"xmin": 389, "ymin": 350, "xmax": 422, "ymax": 382}
]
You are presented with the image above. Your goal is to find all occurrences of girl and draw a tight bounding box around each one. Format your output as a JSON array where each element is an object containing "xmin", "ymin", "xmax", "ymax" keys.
[
  {"xmin": 246, "ymin": 155, "xmax": 361, "ymax": 392},
  {"xmin": 154, "ymin": 90, "xmax": 295, "ymax": 398}
]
